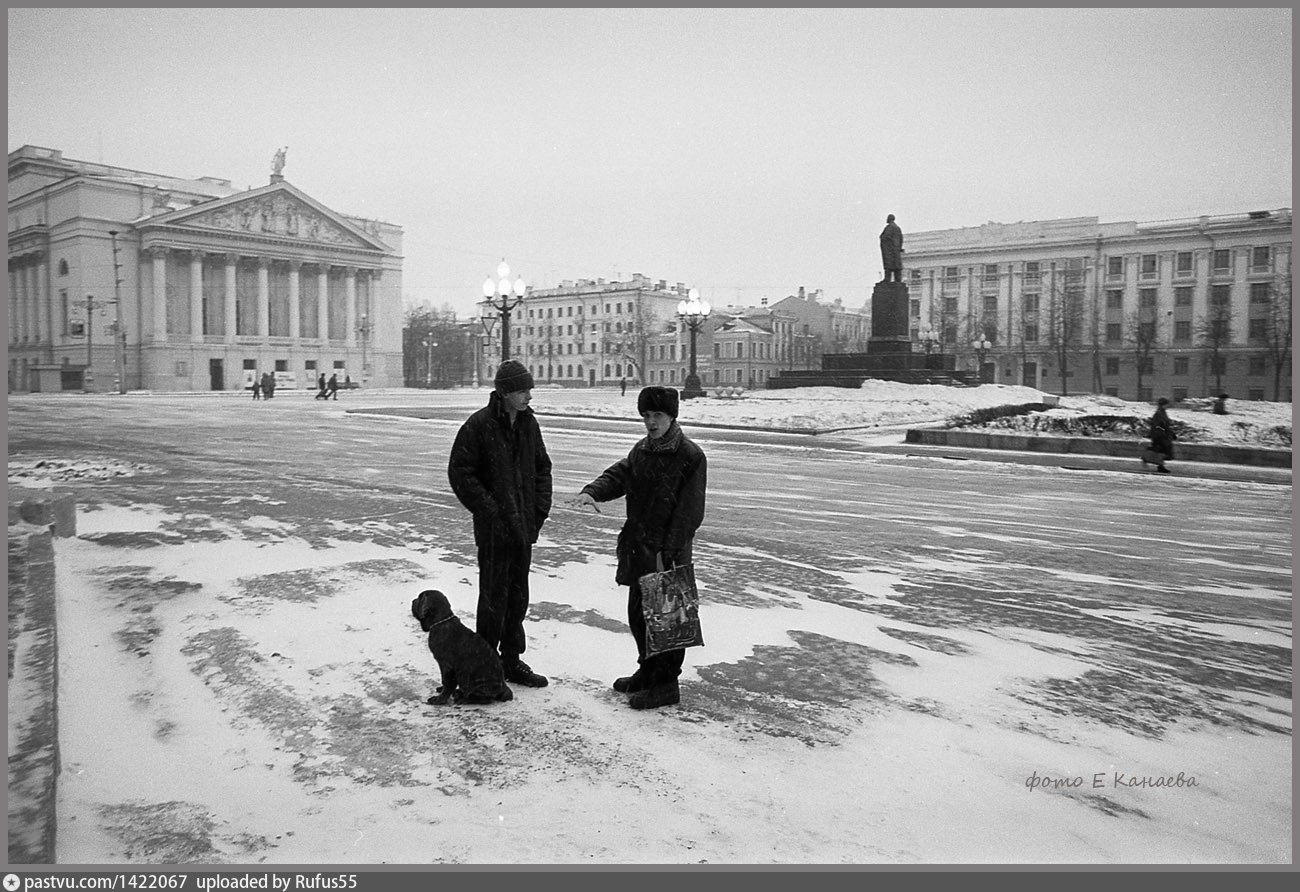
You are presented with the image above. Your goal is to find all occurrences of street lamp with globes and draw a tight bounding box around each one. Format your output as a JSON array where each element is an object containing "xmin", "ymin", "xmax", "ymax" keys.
[
  {"xmin": 676, "ymin": 287, "xmax": 711, "ymax": 399},
  {"xmin": 972, "ymin": 337, "xmax": 992, "ymax": 383},
  {"xmin": 481, "ymin": 259, "xmax": 526, "ymax": 361}
]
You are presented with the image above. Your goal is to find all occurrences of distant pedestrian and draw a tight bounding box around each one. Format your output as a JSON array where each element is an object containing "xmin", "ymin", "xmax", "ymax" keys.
[
  {"xmin": 1213, "ymin": 393, "xmax": 1229, "ymax": 415},
  {"xmin": 316, "ymin": 372, "xmax": 328, "ymax": 400},
  {"xmin": 251, "ymin": 377, "xmax": 262, "ymax": 400},
  {"xmin": 327, "ymin": 373, "xmax": 339, "ymax": 400},
  {"xmin": 620, "ymin": 376, "xmax": 627, "ymax": 396},
  {"xmin": 1143, "ymin": 397, "xmax": 1176, "ymax": 474},
  {"xmin": 261, "ymin": 372, "xmax": 276, "ymax": 400}
]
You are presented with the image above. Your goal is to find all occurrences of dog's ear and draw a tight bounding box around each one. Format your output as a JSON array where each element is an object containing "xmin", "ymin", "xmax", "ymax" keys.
[{"xmin": 412, "ymin": 591, "xmax": 436, "ymax": 631}]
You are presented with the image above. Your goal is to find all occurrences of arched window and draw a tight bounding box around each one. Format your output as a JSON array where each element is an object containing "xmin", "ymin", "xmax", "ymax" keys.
[{"xmin": 57, "ymin": 259, "xmax": 69, "ymax": 276}]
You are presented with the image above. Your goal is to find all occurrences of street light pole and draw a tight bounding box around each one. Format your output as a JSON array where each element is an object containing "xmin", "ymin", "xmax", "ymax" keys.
[
  {"xmin": 481, "ymin": 259, "xmax": 526, "ymax": 361},
  {"xmin": 358, "ymin": 313, "xmax": 373, "ymax": 387},
  {"xmin": 972, "ymin": 338, "xmax": 992, "ymax": 383},
  {"xmin": 109, "ymin": 230, "xmax": 126, "ymax": 393},
  {"xmin": 676, "ymin": 287, "xmax": 711, "ymax": 399}
]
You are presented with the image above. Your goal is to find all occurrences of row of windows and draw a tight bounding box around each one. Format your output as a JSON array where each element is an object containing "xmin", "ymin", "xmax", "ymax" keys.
[
  {"xmin": 911, "ymin": 317, "xmax": 1279, "ymax": 346},
  {"xmin": 528, "ymin": 320, "xmax": 637, "ymax": 336},
  {"xmin": 925, "ymin": 247, "xmax": 1276, "ymax": 282},
  {"xmin": 914, "ymin": 282, "xmax": 1277, "ymax": 324},
  {"xmin": 525, "ymin": 300, "xmax": 642, "ymax": 319},
  {"xmin": 1103, "ymin": 355, "xmax": 1276, "ymax": 376}
]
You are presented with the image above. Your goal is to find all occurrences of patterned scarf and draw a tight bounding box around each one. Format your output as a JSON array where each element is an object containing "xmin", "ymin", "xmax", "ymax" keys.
[{"xmin": 641, "ymin": 421, "xmax": 682, "ymax": 454}]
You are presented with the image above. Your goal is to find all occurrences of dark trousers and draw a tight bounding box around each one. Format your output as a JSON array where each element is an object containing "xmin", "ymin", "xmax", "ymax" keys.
[
  {"xmin": 627, "ymin": 580, "xmax": 685, "ymax": 685},
  {"xmin": 475, "ymin": 530, "xmax": 532, "ymax": 661},
  {"xmin": 884, "ymin": 268, "xmax": 902, "ymax": 283}
]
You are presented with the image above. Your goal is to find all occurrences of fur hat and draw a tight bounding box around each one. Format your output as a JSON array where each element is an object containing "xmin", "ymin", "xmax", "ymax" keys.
[
  {"xmin": 1157, "ymin": 397, "xmax": 1170, "ymax": 406},
  {"xmin": 637, "ymin": 385, "xmax": 679, "ymax": 419},
  {"xmin": 494, "ymin": 360, "xmax": 534, "ymax": 394}
]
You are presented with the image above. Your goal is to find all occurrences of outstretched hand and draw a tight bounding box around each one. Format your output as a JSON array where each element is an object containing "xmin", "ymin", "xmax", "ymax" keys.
[{"xmin": 564, "ymin": 492, "xmax": 601, "ymax": 514}]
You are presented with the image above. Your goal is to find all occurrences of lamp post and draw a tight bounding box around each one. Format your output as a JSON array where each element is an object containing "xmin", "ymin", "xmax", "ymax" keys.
[
  {"xmin": 676, "ymin": 287, "xmax": 711, "ymax": 399},
  {"xmin": 108, "ymin": 230, "xmax": 126, "ymax": 393},
  {"xmin": 920, "ymin": 327, "xmax": 939, "ymax": 355},
  {"xmin": 357, "ymin": 313, "xmax": 374, "ymax": 387},
  {"xmin": 481, "ymin": 259, "xmax": 526, "ymax": 361},
  {"xmin": 75, "ymin": 293, "xmax": 115, "ymax": 393},
  {"xmin": 972, "ymin": 337, "xmax": 992, "ymax": 383},
  {"xmin": 423, "ymin": 338, "xmax": 437, "ymax": 388}
]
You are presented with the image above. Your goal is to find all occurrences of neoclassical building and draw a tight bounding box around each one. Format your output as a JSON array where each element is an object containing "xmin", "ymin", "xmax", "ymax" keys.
[
  {"xmin": 900, "ymin": 209, "xmax": 1292, "ymax": 401},
  {"xmin": 8, "ymin": 145, "xmax": 403, "ymax": 393}
]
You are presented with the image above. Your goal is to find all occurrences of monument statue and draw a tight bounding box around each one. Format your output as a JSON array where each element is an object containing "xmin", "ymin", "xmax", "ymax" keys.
[
  {"xmin": 272, "ymin": 146, "xmax": 288, "ymax": 177},
  {"xmin": 879, "ymin": 213, "xmax": 903, "ymax": 283}
]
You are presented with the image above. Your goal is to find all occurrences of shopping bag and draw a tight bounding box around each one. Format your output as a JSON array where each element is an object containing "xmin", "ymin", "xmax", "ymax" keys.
[{"xmin": 638, "ymin": 556, "xmax": 704, "ymax": 658}]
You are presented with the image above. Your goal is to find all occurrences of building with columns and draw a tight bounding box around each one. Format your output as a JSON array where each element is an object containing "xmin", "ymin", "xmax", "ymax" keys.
[
  {"xmin": 899, "ymin": 209, "xmax": 1292, "ymax": 401},
  {"xmin": 8, "ymin": 145, "xmax": 402, "ymax": 393}
]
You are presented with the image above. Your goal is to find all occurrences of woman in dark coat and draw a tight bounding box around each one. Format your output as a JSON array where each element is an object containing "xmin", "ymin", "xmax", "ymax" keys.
[
  {"xmin": 569, "ymin": 386, "xmax": 707, "ymax": 710},
  {"xmin": 1146, "ymin": 397, "xmax": 1176, "ymax": 473}
]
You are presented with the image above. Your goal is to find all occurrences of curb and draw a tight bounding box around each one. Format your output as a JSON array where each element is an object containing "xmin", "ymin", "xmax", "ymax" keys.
[{"xmin": 903, "ymin": 429, "xmax": 1292, "ymax": 469}]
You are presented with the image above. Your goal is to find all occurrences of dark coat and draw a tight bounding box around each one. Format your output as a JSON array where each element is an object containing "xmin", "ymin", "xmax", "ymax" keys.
[
  {"xmin": 1149, "ymin": 406, "xmax": 1176, "ymax": 458},
  {"xmin": 581, "ymin": 423, "xmax": 707, "ymax": 585},
  {"xmin": 880, "ymin": 221, "xmax": 904, "ymax": 270},
  {"xmin": 448, "ymin": 391, "xmax": 553, "ymax": 545}
]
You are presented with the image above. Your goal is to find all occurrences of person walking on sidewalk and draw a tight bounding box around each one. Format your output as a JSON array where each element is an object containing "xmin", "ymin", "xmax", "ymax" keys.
[
  {"xmin": 315, "ymin": 372, "xmax": 328, "ymax": 400},
  {"xmin": 251, "ymin": 375, "xmax": 262, "ymax": 400},
  {"xmin": 1144, "ymin": 397, "xmax": 1176, "ymax": 473},
  {"xmin": 448, "ymin": 360, "xmax": 553, "ymax": 689},
  {"xmin": 327, "ymin": 374, "xmax": 339, "ymax": 400},
  {"xmin": 567, "ymin": 385, "xmax": 707, "ymax": 710}
]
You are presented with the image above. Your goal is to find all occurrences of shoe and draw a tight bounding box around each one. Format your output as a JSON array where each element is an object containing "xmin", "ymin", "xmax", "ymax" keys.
[
  {"xmin": 1157, "ymin": 466, "xmax": 1171, "ymax": 474},
  {"xmin": 613, "ymin": 670, "xmax": 649, "ymax": 694},
  {"xmin": 629, "ymin": 680, "xmax": 680, "ymax": 710},
  {"xmin": 502, "ymin": 658, "xmax": 549, "ymax": 688}
]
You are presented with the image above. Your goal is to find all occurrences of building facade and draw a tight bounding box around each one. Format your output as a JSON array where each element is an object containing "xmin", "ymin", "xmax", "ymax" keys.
[
  {"xmin": 8, "ymin": 145, "xmax": 403, "ymax": 393},
  {"xmin": 491, "ymin": 274, "xmax": 696, "ymax": 388},
  {"xmin": 901, "ymin": 209, "xmax": 1292, "ymax": 401}
]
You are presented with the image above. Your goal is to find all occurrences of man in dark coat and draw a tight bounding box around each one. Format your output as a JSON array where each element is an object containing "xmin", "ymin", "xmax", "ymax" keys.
[
  {"xmin": 1146, "ymin": 397, "xmax": 1176, "ymax": 473},
  {"xmin": 315, "ymin": 372, "xmax": 328, "ymax": 400},
  {"xmin": 326, "ymin": 373, "xmax": 339, "ymax": 400},
  {"xmin": 569, "ymin": 385, "xmax": 707, "ymax": 709},
  {"xmin": 448, "ymin": 360, "xmax": 554, "ymax": 688},
  {"xmin": 880, "ymin": 213, "xmax": 904, "ymax": 283}
]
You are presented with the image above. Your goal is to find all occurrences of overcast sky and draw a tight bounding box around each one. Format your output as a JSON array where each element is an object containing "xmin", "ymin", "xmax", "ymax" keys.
[{"xmin": 8, "ymin": 7, "xmax": 1292, "ymax": 318}]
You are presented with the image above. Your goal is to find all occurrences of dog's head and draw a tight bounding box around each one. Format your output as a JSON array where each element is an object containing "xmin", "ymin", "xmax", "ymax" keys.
[{"xmin": 411, "ymin": 589, "xmax": 455, "ymax": 632}]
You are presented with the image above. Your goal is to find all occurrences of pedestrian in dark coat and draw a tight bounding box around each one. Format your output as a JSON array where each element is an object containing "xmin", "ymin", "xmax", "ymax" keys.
[
  {"xmin": 316, "ymin": 373, "xmax": 328, "ymax": 400},
  {"xmin": 251, "ymin": 376, "xmax": 262, "ymax": 400},
  {"xmin": 568, "ymin": 385, "xmax": 707, "ymax": 710},
  {"xmin": 1146, "ymin": 397, "xmax": 1176, "ymax": 473},
  {"xmin": 327, "ymin": 374, "xmax": 339, "ymax": 400},
  {"xmin": 262, "ymin": 372, "xmax": 276, "ymax": 399},
  {"xmin": 448, "ymin": 360, "xmax": 554, "ymax": 688}
]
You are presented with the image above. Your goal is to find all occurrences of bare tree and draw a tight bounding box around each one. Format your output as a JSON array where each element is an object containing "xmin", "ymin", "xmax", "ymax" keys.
[
  {"xmin": 1124, "ymin": 309, "xmax": 1160, "ymax": 398},
  {"xmin": 1041, "ymin": 261, "xmax": 1088, "ymax": 395},
  {"xmin": 1260, "ymin": 272, "xmax": 1293, "ymax": 401},
  {"xmin": 1195, "ymin": 285, "xmax": 1234, "ymax": 396},
  {"xmin": 404, "ymin": 303, "xmax": 466, "ymax": 387}
]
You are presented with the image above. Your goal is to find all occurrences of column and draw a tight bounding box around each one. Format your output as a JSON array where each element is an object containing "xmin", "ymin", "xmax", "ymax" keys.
[
  {"xmin": 20, "ymin": 258, "xmax": 34, "ymax": 343},
  {"xmin": 257, "ymin": 257, "xmax": 270, "ymax": 338},
  {"xmin": 150, "ymin": 247, "xmax": 168, "ymax": 343},
  {"xmin": 7, "ymin": 263, "xmax": 17, "ymax": 344},
  {"xmin": 34, "ymin": 252, "xmax": 48, "ymax": 345},
  {"xmin": 288, "ymin": 261, "xmax": 301, "ymax": 340},
  {"xmin": 317, "ymin": 265, "xmax": 330, "ymax": 341},
  {"xmin": 344, "ymin": 267, "xmax": 357, "ymax": 346},
  {"xmin": 223, "ymin": 254, "xmax": 238, "ymax": 341},
  {"xmin": 190, "ymin": 251, "xmax": 205, "ymax": 342}
]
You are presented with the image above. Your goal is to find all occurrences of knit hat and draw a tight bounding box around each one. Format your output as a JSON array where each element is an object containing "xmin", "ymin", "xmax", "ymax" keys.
[
  {"xmin": 637, "ymin": 385, "xmax": 679, "ymax": 419},
  {"xmin": 494, "ymin": 360, "xmax": 534, "ymax": 394}
]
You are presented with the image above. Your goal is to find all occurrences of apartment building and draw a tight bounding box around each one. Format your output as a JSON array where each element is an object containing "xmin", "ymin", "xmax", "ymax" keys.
[{"xmin": 901, "ymin": 209, "xmax": 1292, "ymax": 401}]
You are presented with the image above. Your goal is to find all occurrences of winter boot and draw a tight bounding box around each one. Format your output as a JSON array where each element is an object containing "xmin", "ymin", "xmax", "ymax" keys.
[
  {"xmin": 502, "ymin": 657, "xmax": 549, "ymax": 688},
  {"xmin": 613, "ymin": 668, "xmax": 649, "ymax": 694},
  {"xmin": 629, "ymin": 678, "xmax": 680, "ymax": 710}
]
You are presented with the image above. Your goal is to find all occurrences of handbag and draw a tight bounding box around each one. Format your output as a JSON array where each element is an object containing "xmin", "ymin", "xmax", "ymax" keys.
[{"xmin": 638, "ymin": 553, "xmax": 705, "ymax": 658}]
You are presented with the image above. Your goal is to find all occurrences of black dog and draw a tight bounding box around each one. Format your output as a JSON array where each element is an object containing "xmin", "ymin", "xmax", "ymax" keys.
[{"xmin": 411, "ymin": 589, "xmax": 513, "ymax": 705}]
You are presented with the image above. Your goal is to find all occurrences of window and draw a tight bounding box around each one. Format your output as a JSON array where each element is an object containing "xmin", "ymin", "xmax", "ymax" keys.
[
  {"xmin": 982, "ymin": 296, "xmax": 997, "ymax": 315},
  {"xmin": 1174, "ymin": 287, "xmax": 1193, "ymax": 307},
  {"xmin": 1104, "ymin": 386, "xmax": 1120, "ymax": 397},
  {"xmin": 1248, "ymin": 388, "xmax": 1265, "ymax": 401},
  {"xmin": 1107, "ymin": 256, "xmax": 1124, "ymax": 277},
  {"xmin": 1106, "ymin": 290, "xmax": 1124, "ymax": 310},
  {"xmin": 1250, "ymin": 282, "xmax": 1271, "ymax": 303},
  {"xmin": 1022, "ymin": 294, "xmax": 1039, "ymax": 313},
  {"xmin": 1173, "ymin": 356, "xmax": 1189, "ymax": 375},
  {"xmin": 1139, "ymin": 289, "xmax": 1157, "ymax": 309},
  {"xmin": 1022, "ymin": 323, "xmax": 1038, "ymax": 343},
  {"xmin": 1024, "ymin": 261, "xmax": 1041, "ymax": 285},
  {"xmin": 1105, "ymin": 357, "xmax": 1120, "ymax": 375},
  {"xmin": 1140, "ymin": 254, "xmax": 1157, "ymax": 278},
  {"xmin": 1175, "ymin": 252, "xmax": 1193, "ymax": 276},
  {"xmin": 57, "ymin": 259, "xmax": 69, "ymax": 276},
  {"xmin": 1213, "ymin": 249, "xmax": 1231, "ymax": 272},
  {"xmin": 1174, "ymin": 321, "xmax": 1191, "ymax": 342},
  {"xmin": 1172, "ymin": 387, "xmax": 1188, "ymax": 401},
  {"xmin": 1210, "ymin": 285, "xmax": 1231, "ymax": 306},
  {"xmin": 1139, "ymin": 322, "xmax": 1155, "ymax": 342},
  {"xmin": 943, "ymin": 266, "xmax": 959, "ymax": 278},
  {"xmin": 910, "ymin": 299, "xmax": 920, "ymax": 316},
  {"xmin": 944, "ymin": 297, "xmax": 958, "ymax": 315},
  {"xmin": 1248, "ymin": 318, "xmax": 1267, "ymax": 340},
  {"xmin": 1252, "ymin": 246, "xmax": 1270, "ymax": 270},
  {"xmin": 1106, "ymin": 323, "xmax": 1122, "ymax": 342},
  {"xmin": 1138, "ymin": 386, "xmax": 1153, "ymax": 402},
  {"xmin": 1249, "ymin": 355, "xmax": 1266, "ymax": 375}
]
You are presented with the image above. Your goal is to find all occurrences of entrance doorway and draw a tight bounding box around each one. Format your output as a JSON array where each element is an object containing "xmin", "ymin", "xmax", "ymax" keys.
[
  {"xmin": 209, "ymin": 359, "xmax": 224, "ymax": 391},
  {"xmin": 1022, "ymin": 361, "xmax": 1038, "ymax": 388}
]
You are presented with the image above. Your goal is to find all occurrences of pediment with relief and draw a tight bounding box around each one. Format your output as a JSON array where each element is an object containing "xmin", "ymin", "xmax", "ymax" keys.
[{"xmin": 148, "ymin": 184, "xmax": 388, "ymax": 251}]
